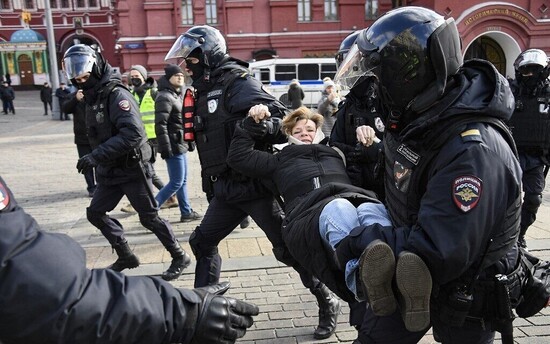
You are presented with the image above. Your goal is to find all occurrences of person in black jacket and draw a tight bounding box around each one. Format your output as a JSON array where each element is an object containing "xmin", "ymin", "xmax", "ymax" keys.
[
  {"xmin": 334, "ymin": 7, "xmax": 525, "ymax": 343},
  {"xmin": 165, "ymin": 25, "xmax": 340, "ymax": 339},
  {"xmin": 0, "ymin": 81, "xmax": 15, "ymax": 115},
  {"xmin": 154, "ymin": 64, "xmax": 201, "ymax": 223},
  {"xmin": 39, "ymin": 82, "xmax": 53, "ymax": 116},
  {"xmin": 330, "ymin": 31, "xmax": 386, "ymax": 200},
  {"xmin": 227, "ymin": 106, "xmax": 432, "ymax": 338},
  {"xmin": 287, "ymin": 79, "xmax": 304, "ymax": 109},
  {"xmin": 0, "ymin": 175, "xmax": 259, "ymax": 344},
  {"xmin": 55, "ymin": 82, "xmax": 71, "ymax": 120},
  {"xmin": 507, "ymin": 49, "xmax": 550, "ymax": 249},
  {"xmin": 62, "ymin": 44, "xmax": 191, "ymax": 282},
  {"xmin": 62, "ymin": 88, "xmax": 96, "ymax": 197}
]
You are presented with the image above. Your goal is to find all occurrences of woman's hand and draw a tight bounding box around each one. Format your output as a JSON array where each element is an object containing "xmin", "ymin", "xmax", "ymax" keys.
[{"xmin": 248, "ymin": 104, "xmax": 271, "ymax": 123}]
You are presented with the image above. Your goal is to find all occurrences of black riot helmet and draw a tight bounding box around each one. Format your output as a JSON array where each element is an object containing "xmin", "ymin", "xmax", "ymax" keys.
[
  {"xmin": 165, "ymin": 25, "xmax": 228, "ymax": 69},
  {"xmin": 335, "ymin": 7, "xmax": 463, "ymax": 125},
  {"xmin": 62, "ymin": 44, "xmax": 105, "ymax": 82},
  {"xmin": 514, "ymin": 49, "xmax": 549, "ymax": 88},
  {"xmin": 335, "ymin": 31, "xmax": 360, "ymax": 69}
]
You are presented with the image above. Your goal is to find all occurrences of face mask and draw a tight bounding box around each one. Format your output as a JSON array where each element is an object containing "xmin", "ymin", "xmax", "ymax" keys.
[
  {"xmin": 521, "ymin": 76, "xmax": 539, "ymax": 90},
  {"xmin": 187, "ymin": 63, "xmax": 205, "ymax": 82},
  {"xmin": 78, "ymin": 73, "xmax": 99, "ymax": 91},
  {"xmin": 131, "ymin": 78, "xmax": 143, "ymax": 87}
]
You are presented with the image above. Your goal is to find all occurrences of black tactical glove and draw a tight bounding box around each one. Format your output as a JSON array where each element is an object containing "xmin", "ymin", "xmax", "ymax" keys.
[
  {"xmin": 188, "ymin": 142, "xmax": 196, "ymax": 152},
  {"xmin": 190, "ymin": 285, "xmax": 259, "ymax": 344},
  {"xmin": 241, "ymin": 116, "xmax": 275, "ymax": 140},
  {"xmin": 76, "ymin": 154, "xmax": 97, "ymax": 174}
]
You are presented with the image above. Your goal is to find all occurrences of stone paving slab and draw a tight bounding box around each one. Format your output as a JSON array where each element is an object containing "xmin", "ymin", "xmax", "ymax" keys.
[{"xmin": 1, "ymin": 91, "xmax": 550, "ymax": 343}]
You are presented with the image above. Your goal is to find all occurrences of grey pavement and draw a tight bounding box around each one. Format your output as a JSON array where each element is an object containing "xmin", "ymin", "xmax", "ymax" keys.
[{"xmin": 1, "ymin": 90, "xmax": 550, "ymax": 343}]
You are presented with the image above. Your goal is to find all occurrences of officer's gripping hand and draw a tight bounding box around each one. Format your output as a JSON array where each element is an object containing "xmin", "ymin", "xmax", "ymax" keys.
[
  {"xmin": 241, "ymin": 116, "xmax": 271, "ymax": 139},
  {"xmin": 76, "ymin": 154, "xmax": 97, "ymax": 174},
  {"xmin": 190, "ymin": 284, "xmax": 259, "ymax": 344}
]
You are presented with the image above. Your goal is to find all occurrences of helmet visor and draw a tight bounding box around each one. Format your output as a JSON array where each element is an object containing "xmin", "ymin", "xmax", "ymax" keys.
[
  {"xmin": 334, "ymin": 44, "xmax": 377, "ymax": 89},
  {"xmin": 63, "ymin": 53, "xmax": 96, "ymax": 79},
  {"xmin": 516, "ymin": 50, "xmax": 548, "ymax": 70},
  {"xmin": 165, "ymin": 34, "xmax": 202, "ymax": 61}
]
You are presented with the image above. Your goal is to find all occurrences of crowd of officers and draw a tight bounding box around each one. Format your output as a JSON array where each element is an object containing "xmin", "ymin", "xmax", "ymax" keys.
[{"xmin": 1, "ymin": 5, "xmax": 550, "ymax": 344}]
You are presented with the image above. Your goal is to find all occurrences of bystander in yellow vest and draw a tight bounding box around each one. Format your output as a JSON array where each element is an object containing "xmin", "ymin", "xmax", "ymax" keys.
[{"xmin": 134, "ymin": 89, "xmax": 156, "ymax": 139}]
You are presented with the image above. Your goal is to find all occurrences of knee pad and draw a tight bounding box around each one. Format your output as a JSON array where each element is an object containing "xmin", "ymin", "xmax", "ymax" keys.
[
  {"xmin": 86, "ymin": 207, "xmax": 107, "ymax": 228},
  {"xmin": 523, "ymin": 193, "xmax": 543, "ymax": 213},
  {"xmin": 139, "ymin": 213, "xmax": 164, "ymax": 231},
  {"xmin": 189, "ymin": 227, "xmax": 218, "ymax": 259}
]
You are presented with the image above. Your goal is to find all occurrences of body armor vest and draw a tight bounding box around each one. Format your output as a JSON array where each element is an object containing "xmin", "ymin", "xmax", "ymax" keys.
[
  {"xmin": 134, "ymin": 88, "xmax": 156, "ymax": 139},
  {"xmin": 340, "ymin": 85, "xmax": 385, "ymax": 145},
  {"xmin": 194, "ymin": 67, "xmax": 247, "ymax": 177},
  {"xmin": 87, "ymin": 82, "xmax": 151, "ymax": 165},
  {"xmin": 384, "ymin": 116, "xmax": 520, "ymax": 268},
  {"xmin": 508, "ymin": 83, "xmax": 550, "ymax": 152}
]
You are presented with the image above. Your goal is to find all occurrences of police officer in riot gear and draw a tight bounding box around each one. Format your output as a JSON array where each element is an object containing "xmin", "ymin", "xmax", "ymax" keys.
[
  {"xmin": 335, "ymin": 7, "xmax": 524, "ymax": 343},
  {"xmin": 0, "ymin": 175, "xmax": 259, "ymax": 344},
  {"xmin": 508, "ymin": 49, "xmax": 550, "ymax": 248},
  {"xmin": 330, "ymin": 30, "xmax": 386, "ymax": 199},
  {"xmin": 165, "ymin": 25, "xmax": 341, "ymax": 339},
  {"xmin": 62, "ymin": 44, "xmax": 191, "ymax": 282}
]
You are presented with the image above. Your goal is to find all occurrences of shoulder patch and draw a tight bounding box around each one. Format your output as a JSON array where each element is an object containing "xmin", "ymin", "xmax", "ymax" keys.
[
  {"xmin": 460, "ymin": 128, "xmax": 482, "ymax": 143},
  {"xmin": 0, "ymin": 180, "xmax": 11, "ymax": 211},
  {"xmin": 452, "ymin": 175, "xmax": 482, "ymax": 213},
  {"xmin": 118, "ymin": 99, "xmax": 131, "ymax": 111}
]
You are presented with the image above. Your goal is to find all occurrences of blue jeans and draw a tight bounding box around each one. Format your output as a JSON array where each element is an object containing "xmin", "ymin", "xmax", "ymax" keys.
[
  {"xmin": 155, "ymin": 153, "xmax": 192, "ymax": 216},
  {"xmin": 319, "ymin": 198, "xmax": 391, "ymax": 299}
]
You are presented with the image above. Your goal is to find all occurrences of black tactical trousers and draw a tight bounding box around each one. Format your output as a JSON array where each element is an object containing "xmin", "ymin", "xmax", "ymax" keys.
[
  {"xmin": 87, "ymin": 178, "xmax": 177, "ymax": 248},
  {"xmin": 190, "ymin": 195, "xmax": 317, "ymax": 288}
]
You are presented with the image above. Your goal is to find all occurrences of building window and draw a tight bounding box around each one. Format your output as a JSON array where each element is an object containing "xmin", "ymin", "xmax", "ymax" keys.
[
  {"xmin": 0, "ymin": 0, "xmax": 12, "ymax": 10},
  {"xmin": 298, "ymin": 0, "xmax": 311, "ymax": 22},
  {"xmin": 74, "ymin": 0, "xmax": 98, "ymax": 8},
  {"xmin": 392, "ymin": 0, "xmax": 405, "ymax": 8},
  {"xmin": 365, "ymin": 0, "xmax": 378, "ymax": 19},
  {"xmin": 23, "ymin": 0, "xmax": 36, "ymax": 9},
  {"xmin": 182, "ymin": 0, "xmax": 193, "ymax": 25},
  {"xmin": 205, "ymin": 0, "xmax": 217, "ymax": 25},
  {"xmin": 324, "ymin": 0, "xmax": 338, "ymax": 20},
  {"xmin": 76, "ymin": 0, "xmax": 85, "ymax": 7},
  {"xmin": 61, "ymin": 0, "xmax": 70, "ymax": 8}
]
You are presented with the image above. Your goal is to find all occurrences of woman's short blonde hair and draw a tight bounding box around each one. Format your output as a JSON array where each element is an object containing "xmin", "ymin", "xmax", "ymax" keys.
[{"xmin": 282, "ymin": 106, "xmax": 324, "ymax": 136}]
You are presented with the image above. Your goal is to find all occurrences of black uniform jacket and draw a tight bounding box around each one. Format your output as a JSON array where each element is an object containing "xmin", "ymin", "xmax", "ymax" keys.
[
  {"xmin": 0, "ymin": 176, "xmax": 204, "ymax": 344},
  {"xmin": 227, "ymin": 126, "xmax": 379, "ymax": 302},
  {"xmin": 154, "ymin": 76, "xmax": 191, "ymax": 158},
  {"xmin": 83, "ymin": 66, "xmax": 152, "ymax": 185},
  {"xmin": 360, "ymin": 59, "xmax": 523, "ymax": 286},
  {"xmin": 63, "ymin": 91, "xmax": 89, "ymax": 145}
]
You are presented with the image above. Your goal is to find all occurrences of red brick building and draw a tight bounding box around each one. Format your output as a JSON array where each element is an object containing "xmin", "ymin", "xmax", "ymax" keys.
[{"xmin": 0, "ymin": 1, "xmax": 549, "ymax": 84}]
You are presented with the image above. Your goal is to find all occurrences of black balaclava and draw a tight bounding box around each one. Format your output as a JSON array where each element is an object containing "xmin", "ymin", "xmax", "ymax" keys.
[
  {"xmin": 187, "ymin": 48, "xmax": 205, "ymax": 83},
  {"xmin": 77, "ymin": 73, "xmax": 100, "ymax": 91}
]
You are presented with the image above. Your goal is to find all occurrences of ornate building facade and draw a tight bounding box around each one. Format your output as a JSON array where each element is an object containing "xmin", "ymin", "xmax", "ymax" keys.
[{"xmin": 0, "ymin": 0, "xmax": 548, "ymax": 85}]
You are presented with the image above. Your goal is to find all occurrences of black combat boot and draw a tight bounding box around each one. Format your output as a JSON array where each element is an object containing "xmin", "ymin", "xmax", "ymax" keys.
[
  {"xmin": 108, "ymin": 240, "xmax": 140, "ymax": 272},
  {"xmin": 162, "ymin": 243, "xmax": 192, "ymax": 281},
  {"xmin": 310, "ymin": 283, "xmax": 341, "ymax": 339}
]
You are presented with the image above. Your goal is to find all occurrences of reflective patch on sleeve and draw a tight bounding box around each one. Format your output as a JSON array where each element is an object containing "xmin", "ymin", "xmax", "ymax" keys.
[
  {"xmin": 118, "ymin": 99, "xmax": 131, "ymax": 111},
  {"xmin": 452, "ymin": 175, "xmax": 482, "ymax": 213},
  {"xmin": 0, "ymin": 181, "xmax": 10, "ymax": 211},
  {"xmin": 460, "ymin": 129, "xmax": 482, "ymax": 143}
]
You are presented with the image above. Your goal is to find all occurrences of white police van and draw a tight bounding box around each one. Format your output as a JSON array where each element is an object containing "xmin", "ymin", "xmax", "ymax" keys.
[{"xmin": 248, "ymin": 58, "xmax": 342, "ymax": 108}]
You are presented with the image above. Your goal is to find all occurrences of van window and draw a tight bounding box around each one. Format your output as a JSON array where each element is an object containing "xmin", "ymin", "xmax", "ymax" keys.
[
  {"xmin": 320, "ymin": 63, "xmax": 337, "ymax": 80},
  {"xmin": 275, "ymin": 64, "xmax": 296, "ymax": 81},
  {"xmin": 259, "ymin": 68, "xmax": 270, "ymax": 84},
  {"xmin": 298, "ymin": 64, "xmax": 320, "ymax": 80}
]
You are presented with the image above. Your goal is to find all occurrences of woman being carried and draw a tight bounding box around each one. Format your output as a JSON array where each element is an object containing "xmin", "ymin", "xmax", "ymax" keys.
[{"xmin": 227, "ymin": 106, "xmax": 433, "ymax": 333}]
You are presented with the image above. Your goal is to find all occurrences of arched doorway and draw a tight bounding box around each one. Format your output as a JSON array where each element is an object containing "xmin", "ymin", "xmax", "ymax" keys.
[
  {"xmin": 463, "ymin": 32, "xmax": 521, "ymax": 79},
  {"xmin": 18, "ymin": 53, "xmax": 34, "ymax": 85},
  {"xmin": 465, "ymin": 36, "xmax": 506, "ymax": 75}
]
